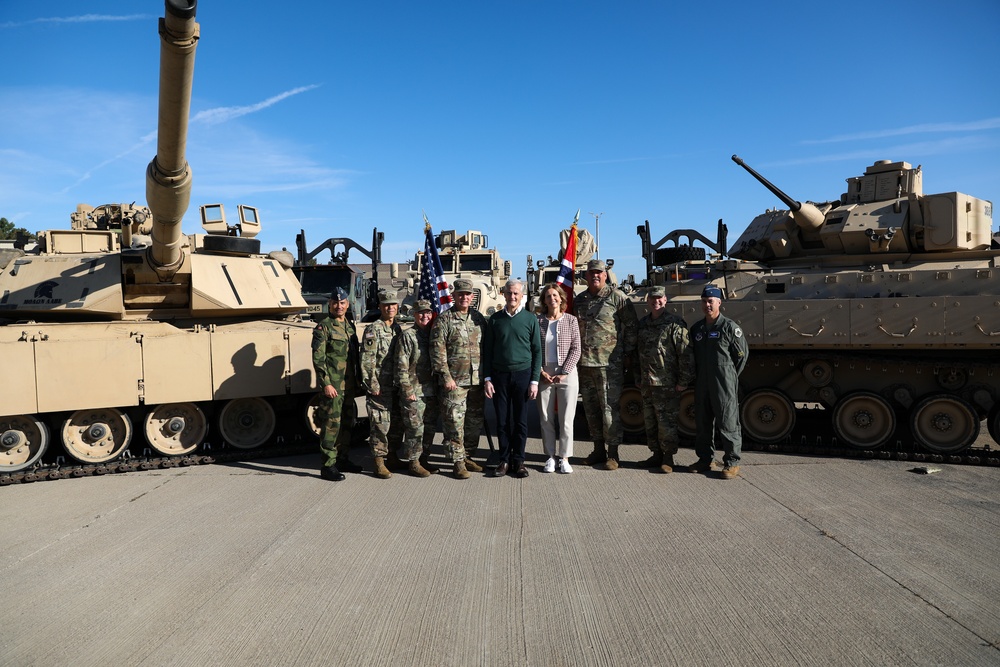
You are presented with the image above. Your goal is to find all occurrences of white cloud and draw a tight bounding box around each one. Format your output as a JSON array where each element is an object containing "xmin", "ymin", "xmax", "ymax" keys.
[{"xmin": 803, "ymin": 118, "xmax": 1000, "ymax": 145}]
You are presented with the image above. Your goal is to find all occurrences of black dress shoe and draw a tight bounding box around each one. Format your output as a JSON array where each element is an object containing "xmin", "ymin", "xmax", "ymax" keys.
[
  {"xmin": 320, "ymin": 465, "xmax": 345, "ymax": 482},
  {"xmin": 515, "ymin": 463, "xmax": 529, "ymax": 478},
  {"xmin": 493, "ymin": 462, "xmax": 509, "ymax": 477},
  {"xmin": 336, "ymin": 457, "xmax": 363, "ymax": 474}
]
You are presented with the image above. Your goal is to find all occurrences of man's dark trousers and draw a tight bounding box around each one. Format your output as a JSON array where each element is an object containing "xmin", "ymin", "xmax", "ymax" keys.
[{"xmin": 492, "ymin": 369, "xmax": 532, "ymax": 467}]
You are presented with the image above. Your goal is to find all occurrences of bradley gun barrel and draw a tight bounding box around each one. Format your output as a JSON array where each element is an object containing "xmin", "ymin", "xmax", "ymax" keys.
[
  {"xmin": 731, "ymin": 155, "xmax": 826, "ymax": 231},
  {"xmin": 145, "ymin": 0, "xmax": 199, "ymax": 279}
]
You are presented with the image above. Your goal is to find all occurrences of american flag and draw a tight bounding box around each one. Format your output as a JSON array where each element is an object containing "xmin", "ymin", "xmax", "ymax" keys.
[
  {"xmin": 556, "ymin": 222, "xmax": 577, "ymax": 314},
  {"xmin": 420, "ymin": 225, "xmax": 453, "ymax": 314}
]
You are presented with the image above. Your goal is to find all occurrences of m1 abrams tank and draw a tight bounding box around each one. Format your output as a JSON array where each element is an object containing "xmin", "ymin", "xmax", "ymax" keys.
[
  {"xmin": 637, "ymin": 155, "xmax": 996, "ymax": 455},
  {"xmin": 0, "ymin": 1, "xmax": 318, "ymax": 474}
]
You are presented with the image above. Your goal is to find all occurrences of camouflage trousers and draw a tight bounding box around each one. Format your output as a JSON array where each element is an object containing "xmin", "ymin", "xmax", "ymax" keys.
[
  {"xmin": 318, "ymin": 380, "xmax": 358, "ymax": 468},
  {"xmin": 400, "ymin": 393, "xmax": 440, "ymax": 461},
  {"xmin": 367, "ymin": 389, "xmax": 405, "ymax": 459},
  {"xmin": 641, "ymin": 385, "xmax": 681, "ymax": 457},
  {"xmin": 441, "ymin": 385, "xmax": 484, "ymax": 462},
  {"xmin": 578, "ymin": 365, "xmax": 624, "ymax": 449}
]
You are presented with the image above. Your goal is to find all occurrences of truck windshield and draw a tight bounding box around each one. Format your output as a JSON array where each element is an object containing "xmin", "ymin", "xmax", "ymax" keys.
[{"xmin": 295, "ymin": 268, "xmax": 353, "ymax": 295}]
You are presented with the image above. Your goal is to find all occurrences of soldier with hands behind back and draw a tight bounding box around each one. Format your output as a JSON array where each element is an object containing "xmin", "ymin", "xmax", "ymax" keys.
[
  {"xmin": 636, "ymin": 286, "xmax": 695, "ymax": 473},
  {"xmin": 395, "ymin": 299, "xmax": 440, "ymax": 477},
  {"xmin": 361, "ymin": 289, "xmax": 405, "ymax": 479}
]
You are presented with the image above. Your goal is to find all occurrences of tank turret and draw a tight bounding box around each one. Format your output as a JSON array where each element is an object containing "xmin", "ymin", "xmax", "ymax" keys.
[{"xmin": 728, "ymin": 155, "xmax": 992, "ymax": 263}]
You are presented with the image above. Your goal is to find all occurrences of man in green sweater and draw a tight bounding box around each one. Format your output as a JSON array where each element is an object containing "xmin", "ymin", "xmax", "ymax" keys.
[{"xmin": 483, "ymin": 279, "xmax": 542, "ymax": 478}]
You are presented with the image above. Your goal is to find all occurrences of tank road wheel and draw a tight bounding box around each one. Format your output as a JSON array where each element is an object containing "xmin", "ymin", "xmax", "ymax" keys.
[
  {"xmin": 61, "ymin": 408, "xmax": 132, "ymax": 464},
  {"xmin": 619, "ymin": 386, "xmax": 645, "ymax": 435},
  {"xmin": 0, "ymin": 415, "xmax": 50, "ymax": 472},
  {"xmin": 304, "ymin": 393, "xmax": 325, "ymax": 437},
  {"xmin": 910, "ymin": 394, "xmax": 980, "ymax": 454},
  {"xmin": 677, "ymin": 389, "xmax": 696, "ymax": 438},
  {"xmin": 832, "ymin": 392, "xmax": 896, "ymax": 450},
  {"xmin": 143, "ymin": 403, "xmax": 208, "ymax": 456},
  {"xmin": 988, "ymin": 405, "xmax": 1000, "ymax": 446},
  {"xmin": 740, "ymin": 389, "xmax": 796, "ymax": 443},
  {"xmin": 218, "ymin": 397, "xmax": 276, "ymax": 449}
]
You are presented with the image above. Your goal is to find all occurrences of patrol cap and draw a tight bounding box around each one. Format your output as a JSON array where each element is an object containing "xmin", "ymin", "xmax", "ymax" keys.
[
  {"xmin": 377, "ymin": 289, "xmax": 399, "ymax": 305},
  {"xmin": 586, "ymin": 259, "xmax": 607, "ymax": 272},
  {"xmin": 329, "ymin": 286, "xmax": 349, "ymax": 301},
  {"xmin": 701, "ymin": 285, "xmax": 723, "ymax": 299},
  {"xmin": 452, "ymin": 278, "xmax": 474, "ymax": 293},
  {"xmin": 647, "ymin": 286, "xmax": 666, "ymax": 298},
  {"xmin": 414, "ymin": 299, "xmax": 433, "ymax": 313}
]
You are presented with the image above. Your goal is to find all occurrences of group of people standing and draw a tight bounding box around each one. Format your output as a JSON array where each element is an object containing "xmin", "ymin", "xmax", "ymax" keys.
[{"xmin": 310, "ymin": 260, "xmax": 748, "ymax": 483}]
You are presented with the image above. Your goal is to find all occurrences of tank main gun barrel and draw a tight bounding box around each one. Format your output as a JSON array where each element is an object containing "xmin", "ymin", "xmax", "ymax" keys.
[
  {"xmin": 731, "ymin": 155, "xmax": 826, "ymax": 231},
  {"xmin": 145, "ymin": 0, "xmax": 199, "ymax": 279}
]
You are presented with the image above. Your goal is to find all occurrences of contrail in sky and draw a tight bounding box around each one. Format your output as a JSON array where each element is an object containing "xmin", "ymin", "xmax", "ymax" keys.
[
  {"xmin": 0, "ymin": 14, "xmax": 149, "ymax": 29},
  {"xmin": 804, "ymin": 118, "xmax": 1000, "ymax": 144}
]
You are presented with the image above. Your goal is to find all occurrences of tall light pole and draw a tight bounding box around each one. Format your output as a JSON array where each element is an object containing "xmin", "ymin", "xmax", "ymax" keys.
[{"xmin": 589, "ymin": 211, "xmax": 604, "ymax": 260}]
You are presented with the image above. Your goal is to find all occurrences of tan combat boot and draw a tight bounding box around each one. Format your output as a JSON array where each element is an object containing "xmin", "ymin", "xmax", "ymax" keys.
[
  {"xmin": 453, "ymin": 460, "xmax": 470, "ymax": 480},
  {"xmin": 660, "ymin": 455, "xmax": 675, "ymax": 474},
  {"xmin": 463, "ymin": 457, "xmax": 483, "ymax": 473},
  {"xmin": 599, "ymin": 446, "xmax": 620, "ymax": 471},
  {"xmin": 408, "ymin": 460, "xmax": 431, "ymax": 478},
  {"xmin": 373, "ymin": 456, "xmax": 392, "ymax": 479}
]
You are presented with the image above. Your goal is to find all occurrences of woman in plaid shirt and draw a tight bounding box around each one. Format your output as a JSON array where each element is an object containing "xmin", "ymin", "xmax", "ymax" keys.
[{"xmin": 536, "ymin": 284, "xmax": 582, "ymax": 473}]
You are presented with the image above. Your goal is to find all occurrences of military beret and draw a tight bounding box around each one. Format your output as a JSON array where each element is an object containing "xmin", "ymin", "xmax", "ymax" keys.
[
  {"xmin": 330, "ymin": 286, "xmax": 349, "ymax": 301},
  {"xmin": 452, "ymin": 278, "xmax": 474, "ymax": 293},
  {"xmin": 377, "ymin": 289, "xmax": 399, "ymax": 305},
  {"xmin": 701, "ymin": 286, "xmax": 723, "ymax": 299},
  {"xmin": 414, "ymin": 299, "xmax": 433, "ymax": 313},
  {"xmin": 586, "ymin": 259, "xmax": 607, "ymax": 272}
]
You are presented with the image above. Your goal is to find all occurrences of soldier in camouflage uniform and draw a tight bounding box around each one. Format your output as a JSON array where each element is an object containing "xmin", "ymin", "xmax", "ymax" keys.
[
  {"xmin": 395, "ymin": 299, "xmax": 440, "ymax": 477},
  {"xmin": 575, "ymin": 258, "xmax": 638, "ymax": 470},
  {"xmin": 361, "ymin": 289, "xmax": 404, "ymax": 479},
  {"xmin": 430, "ymin": 278, "xmax": 487, "ymax": 479},
  {"xmin": 312, "ymin": 287, "xmax": 362, "ymax": 482},
  {"xmin": 637, "ymin": 285, "xmax": 695, "ymax": 473}
]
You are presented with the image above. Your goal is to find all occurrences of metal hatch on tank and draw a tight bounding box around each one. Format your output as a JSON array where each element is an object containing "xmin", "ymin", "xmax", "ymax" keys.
[
  {"xmin": 0, "ymin": 0, "xmax": 326, "ymax": 474},
  {"xmin": 632, "ymin": 155, "xmax": 996, "ymax": 456}
]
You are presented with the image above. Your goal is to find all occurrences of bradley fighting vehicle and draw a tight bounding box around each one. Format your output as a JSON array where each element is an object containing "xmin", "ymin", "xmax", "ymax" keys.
[
  {"xmin": 636, "ymin": 155, "xmax": 996, "ymax": 455},
  {"xmin": 0, "ymin": 1, "xmax": 320, "ymax": 474}
]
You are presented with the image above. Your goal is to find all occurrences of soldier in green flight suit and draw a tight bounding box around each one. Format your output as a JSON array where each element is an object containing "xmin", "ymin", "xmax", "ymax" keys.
[
  {"xmin": 312, "ymin": 286, "xmax": 362, "ymax": 482},
  {"xmin": 689, "ymin": 285, "xmax": 749, "ymax": 479}
]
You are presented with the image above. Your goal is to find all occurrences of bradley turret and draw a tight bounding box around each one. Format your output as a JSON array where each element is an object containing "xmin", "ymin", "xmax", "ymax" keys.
[{"xmin": 727, "ymin": 155, "xmax": 992, "ymax": 263}]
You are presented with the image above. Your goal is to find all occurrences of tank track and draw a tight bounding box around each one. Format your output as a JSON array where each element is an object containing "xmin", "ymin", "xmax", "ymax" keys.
[{"xmin": 0, "ymin": 437, "xmax": 317, "ymax": 486}]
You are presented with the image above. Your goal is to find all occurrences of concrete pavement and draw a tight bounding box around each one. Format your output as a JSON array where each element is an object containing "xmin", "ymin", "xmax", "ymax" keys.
[{"xmin": 3, "ymin": 433, "xmax": 1000, "ymax": 666}]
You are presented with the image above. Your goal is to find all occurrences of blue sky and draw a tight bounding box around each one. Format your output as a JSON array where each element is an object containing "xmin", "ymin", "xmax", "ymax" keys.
[{"xmin": 2, "ymin": 1, "xmax": 998, "ymax": 281}]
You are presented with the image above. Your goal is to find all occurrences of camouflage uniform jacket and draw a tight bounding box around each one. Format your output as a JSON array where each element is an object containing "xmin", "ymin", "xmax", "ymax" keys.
[
  {"xmin": 637, "ymin": 311, "xmax": 696, "ymax": 388},
  {"xmin": 575, "ymin": 285, "xmax": 638, "ymax": 367},
  {"xmin": 312, "ymin": 317, "xmax": 360, "ymax": 390},
  {"xmin": 395, "ymin": 326, "xmax": 436, "ymax": 398},
  {"xmin": 360, "ymin": 319, "xmax": 402, "ymax": 395},
  {"xmin": 430, "ymin": 309, "xmax": 487, "ymax": 387}
]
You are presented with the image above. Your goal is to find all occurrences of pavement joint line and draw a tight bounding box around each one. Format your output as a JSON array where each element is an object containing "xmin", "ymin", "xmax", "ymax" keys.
[{"xmin": 743, "ymin": 475, "xmax": 1000, "ymax": 652}]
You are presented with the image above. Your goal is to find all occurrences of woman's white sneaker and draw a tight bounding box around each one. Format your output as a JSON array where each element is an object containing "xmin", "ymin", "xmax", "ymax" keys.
[
  {"xmin": 558, "ymin": 459, "xmax": 573, "ymax": 474},
  {"xmin": 543, "ymin": 457, "xmax": 556, "ymax": 473}
]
